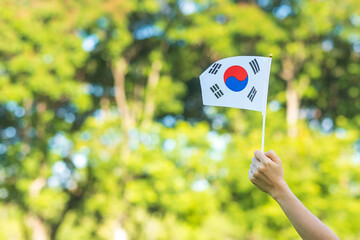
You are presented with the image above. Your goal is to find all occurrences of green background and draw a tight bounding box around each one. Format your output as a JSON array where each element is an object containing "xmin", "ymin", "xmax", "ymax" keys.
[{"xmin": 0, "ymin": 0, "xmax": 360, "ymax": 239}]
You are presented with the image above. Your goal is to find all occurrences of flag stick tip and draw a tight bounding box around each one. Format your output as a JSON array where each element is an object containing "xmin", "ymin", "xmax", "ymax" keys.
[{"xmin": 268, "ymin": 54, "xmax": 273, "ymax": 58}]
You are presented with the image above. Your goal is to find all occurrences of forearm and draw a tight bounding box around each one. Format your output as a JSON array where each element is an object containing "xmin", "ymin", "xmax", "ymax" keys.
[{"xmin": 273, "ymin": 183, "xmax": 340, "ymax": 240}]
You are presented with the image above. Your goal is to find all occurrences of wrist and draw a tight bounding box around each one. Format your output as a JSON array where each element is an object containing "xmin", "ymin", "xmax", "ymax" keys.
[{"xmin": 270, "ymin": 180, "xmax": 291, "ymax": 201}]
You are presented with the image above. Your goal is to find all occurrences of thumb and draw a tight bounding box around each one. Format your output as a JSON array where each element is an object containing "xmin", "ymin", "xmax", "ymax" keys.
[{"xmin": 265, "ymin": 150, "xmax": 281, "ymax": 164}]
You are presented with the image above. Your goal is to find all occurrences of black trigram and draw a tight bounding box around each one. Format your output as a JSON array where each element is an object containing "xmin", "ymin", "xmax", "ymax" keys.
[
  {"xmin": 247, "ymin": 86, "xmax": 257, "ymax": 102},
  {"xmin": 249, "ymin": 59, "xmax": 260, "ymax": 74},
  {"xmin": 210, "ymin": 84, "xmax": 224, "ymax": 98},
  {"xmin": 208, "ymin": 63, "xmax": 222, "ymax": 75}
]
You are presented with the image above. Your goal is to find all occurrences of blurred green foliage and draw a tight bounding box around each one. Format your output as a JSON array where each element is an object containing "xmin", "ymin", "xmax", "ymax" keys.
[{"xmin": 0, "ymin": 0, "xmax": 360, "ymax": 239}]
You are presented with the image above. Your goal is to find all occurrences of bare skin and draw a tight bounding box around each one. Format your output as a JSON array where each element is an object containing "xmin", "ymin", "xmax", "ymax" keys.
[{"xmin": 249, "ymin": 150, "xmax": 340, "ymax": 240}]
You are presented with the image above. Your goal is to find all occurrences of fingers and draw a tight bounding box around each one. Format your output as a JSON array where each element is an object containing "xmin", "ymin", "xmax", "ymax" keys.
[
  {"xmin": 254, "ymin": 150, "xmax": 271, "ymax": 164},
  {"xmin": 250, "ymin": 161, "xmax": 262, "ymax": 175},
  {"xmin": 250, "ymin": 163, "xmax": 256, "ymax": 173},
  {"xmin": 251, "ymin": 157, "xmax": 260, "ymax": 168},
  {"xmin": 265, "ymin": 150, "xmax": 281, "ymax": 164},
  {"xmin": 249, "ymin": 164, "xmax": 257, "ymax": 181}
]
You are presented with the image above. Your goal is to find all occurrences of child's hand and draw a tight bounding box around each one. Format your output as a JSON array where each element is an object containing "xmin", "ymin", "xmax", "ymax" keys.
[{"xmin": 248, "ymin": 150, "xmax": 287, "ymax": 199}]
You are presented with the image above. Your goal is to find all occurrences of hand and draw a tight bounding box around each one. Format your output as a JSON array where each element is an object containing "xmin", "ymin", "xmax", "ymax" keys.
[
  {"xmin": 249, "ymin": 151, "xmax": 340, "ymax": 240},
  {"xmin": 248, "ymin": 150, "xmax": 287, "ymax": 199}
]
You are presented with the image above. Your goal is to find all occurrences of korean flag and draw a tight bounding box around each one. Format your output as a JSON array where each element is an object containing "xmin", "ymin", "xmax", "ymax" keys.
[{"xmin": 199, "ymin": 56, "xmax": 272, "ymax": 115}]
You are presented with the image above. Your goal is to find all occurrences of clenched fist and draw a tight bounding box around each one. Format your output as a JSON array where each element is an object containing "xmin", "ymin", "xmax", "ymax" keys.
[{"xmin": 248, "ymin": 150, "xmax": 287, "ymax": 199}]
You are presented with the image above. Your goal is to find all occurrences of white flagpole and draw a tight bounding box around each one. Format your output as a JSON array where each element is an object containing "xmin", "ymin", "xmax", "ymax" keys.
[
  {"xmin": 261, "ymin": 112, "xmax": 266, "ymax": 152},
  {"xmin": 261, "ymin": 54, "xmax": 272, "ymax": 152}
]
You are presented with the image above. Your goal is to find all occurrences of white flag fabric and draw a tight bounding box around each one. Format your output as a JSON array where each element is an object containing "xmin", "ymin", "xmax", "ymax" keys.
[{"xmin": 199, "ymin": 56, "xmax": 272, "ymax": 115}]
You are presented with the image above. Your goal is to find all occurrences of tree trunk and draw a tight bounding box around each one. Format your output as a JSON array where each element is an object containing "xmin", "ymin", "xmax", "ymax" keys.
[
  {"xmin": 281, "ymin": 58, "xmax": 300, "ymax": 137},
  {"xmin": 26, "ymin": 214, "xmax": 49, "ymax": 240},
  {"xmin": 141, "ymin": 60, "xmax": 162, "ymax": 130},
  {"xmin": 112, "ymin": 58, "xmax": 133, "ymax": 161},
  {"xmin": 29, "ymin": 177, "xmax": 46, "ymax": 197},
  {"xmin": 112, "ymin": 58, "xmax": 133, "ymax": 130},
  {"xmin": 112, "ymin": 220, "xmax": 128, "ymax": 240},
  {"xmin": 25, "ymin": 177, "xmax": 49, "ymax": 240},
  {"xmin": 286, "ymin": 80, "xmax": 299, "ymax": 137}
]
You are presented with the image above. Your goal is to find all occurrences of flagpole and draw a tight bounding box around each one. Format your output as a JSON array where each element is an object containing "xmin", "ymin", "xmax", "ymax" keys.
[
  {"xmin": 261, "ymin": 54, "xmax": 273, "ymax": 152},
  {"xmin": 261, "ymin": 113, "xmax": 266, "ymax": 152}
]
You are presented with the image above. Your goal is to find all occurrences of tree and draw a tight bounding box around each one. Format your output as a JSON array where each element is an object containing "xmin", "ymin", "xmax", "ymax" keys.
[{"xmin": 259, "ymin": 0, "xmax": 360, "ymax": 136}]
